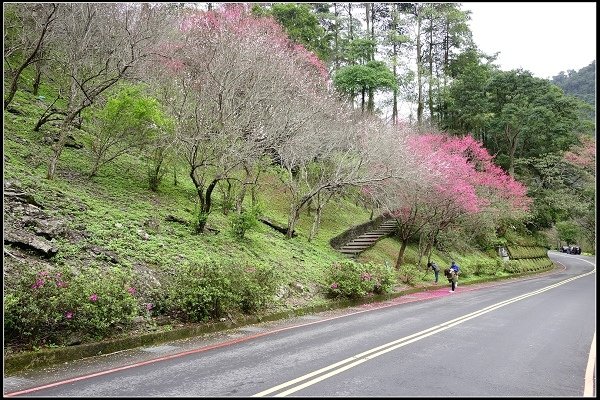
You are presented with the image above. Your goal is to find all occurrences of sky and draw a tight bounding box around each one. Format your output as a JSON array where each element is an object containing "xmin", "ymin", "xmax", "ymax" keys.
[{"xmin": 463, "ymin": 2, "xmax": 596, "ymax": 80}]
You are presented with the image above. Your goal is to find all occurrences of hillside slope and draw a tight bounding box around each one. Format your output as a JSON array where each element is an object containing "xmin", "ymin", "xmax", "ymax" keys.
[{"xmin": 3, "ymin": 87, "xmax": 552, "ymax": 354}]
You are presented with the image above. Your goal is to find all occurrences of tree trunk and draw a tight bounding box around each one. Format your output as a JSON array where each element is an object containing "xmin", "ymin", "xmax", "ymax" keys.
[
  {"xmin": 286, "ymin": 205, "xmax": 300, "ymax": 239},
  {"xmin": 198, "ymin": 179, "xmax": 219, "ymax": 232},
  {"xmin": 33, "ymin": 55, "xmax": 44, "ymax": 96},
  {"xmin": 391, "ymin": 5, "xmax": 399, "ymax": 124},
  {"xmin": 46, "ymin": 111, "xmax": 78, "ymax": 179},
  {"xmin": 189, "ymin": 171, "xmax": 219, "ymax": 234},
  {"xmin": 333, "ymin": 3, "xmax": 340, "ymax": 70},
  {"xmin": 365, "ymin": 3, "xmax": 370, "ymax": 39},
  {"xmin": 34, "ymin": 97, "xmax": 64, "ymax": 131},
  {"xmin": 505, "ymin": 125, "xmax": 518, "ymax": 177},
  {"xmin": 395, "ymin": 240, "xmax": 408, "ymax": 269},
  {"xmin": 348, "ymin": 3, "xmax": 353, "ymax": 41},
  {"xmin": 428, "ymin": 20, "xmax": 434, "ymax": 123},
  {"xmin": 236, "ymin": 167, "xmax": 250, "ymax": 214},
  {"xmin": 309, "ymin": 205, "xmax": 323, "ymax": 242},
  {"xmin": 4, "ymin": 4, "xmax": 56, "ymax": 109},
  {"xmin": 416, "ymin": 12, "xmax": 423, "ymax": 126},
  {"xmin": 89, "ymin": 158, "xmax": 101, "ymax": 178},
  {"xmin": 361, "ymin": 88, "xmax": 366, "ymax": 112}
]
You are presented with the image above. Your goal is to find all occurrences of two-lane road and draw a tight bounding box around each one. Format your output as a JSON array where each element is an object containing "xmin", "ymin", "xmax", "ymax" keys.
[{"xmin": 4, "ymin": 251, "xmax": 595, "ymax": 397}]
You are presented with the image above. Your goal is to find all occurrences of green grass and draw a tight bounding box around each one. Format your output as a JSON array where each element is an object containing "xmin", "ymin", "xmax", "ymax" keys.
[
  {"xmin": 4, "ymin": 87, "xmax": 369, "ymax": 297},
  {"xmin": 3, "ymin": 84, "xmax": 554, "ymax": 351}
]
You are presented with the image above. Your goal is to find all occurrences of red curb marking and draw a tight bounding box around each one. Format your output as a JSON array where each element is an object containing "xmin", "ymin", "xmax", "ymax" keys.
[{"xmin": 5, "ymin": 267, "xmax": 565, "ymax": 397}]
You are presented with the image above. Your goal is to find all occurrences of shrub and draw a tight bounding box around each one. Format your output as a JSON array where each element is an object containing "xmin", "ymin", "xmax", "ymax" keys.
[
  {"xmin": 503, "ymin": 257, "xmax": 553, "ymax": 273},
  {"xmin": 230, "ymin": 263, "xmax": 280, "ymax": 313},
  {"xmin": 506, "ymin": 246, "xmax": 548, "ymax": 260},
  {"xmin": 229, "ymin": 205, "xmax": 261, "ymax": 239},
  {"xmin": 398, "ymin": 262, "xmax": 421, "ymax": 285},
  {"xmin": 370, "ymin": 262, "xmax": 396, "ymax": 294},
  {"xmin": 67, "ymin": 267, "xmax": 139, "ymax": 338},
  {"xmin": 470, "ymin": 258, "xmax": 503, "ymax": 276},
  {"xmin": 166, "ymin": 260, "xmax": 235, "ymax": 322},
  {"xmin": 327, "ymin": 260, "xmax": 396, "ymax": 299},
  {"xmin": 166, "ymin": 259, "xmax": 280, "ymax": 321},
  {"xmin": 4, "ymin": 266, "xmax": 139, "ymax": 348}
]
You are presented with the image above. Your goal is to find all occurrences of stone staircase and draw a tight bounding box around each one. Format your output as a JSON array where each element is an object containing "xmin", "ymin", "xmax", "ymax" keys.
[{"xmin": 338, "ymin": 219, "xmax": 397, "ymax": 258}]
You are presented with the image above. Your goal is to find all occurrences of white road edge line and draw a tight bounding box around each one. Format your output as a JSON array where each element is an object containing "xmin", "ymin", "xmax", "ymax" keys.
[{"xmin": 253, "ymin": 270, "xmax": 594, "ymax": 397}]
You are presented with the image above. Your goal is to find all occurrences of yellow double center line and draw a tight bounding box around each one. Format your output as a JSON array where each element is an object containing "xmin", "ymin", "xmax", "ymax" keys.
[{"xmin": 253, "ymin": 270, "xmax": 595, "ymax": 397}]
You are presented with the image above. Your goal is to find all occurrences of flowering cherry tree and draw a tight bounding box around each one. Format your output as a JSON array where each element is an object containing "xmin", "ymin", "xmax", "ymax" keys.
[
  {"xmin": 151, "ymin": 4, "xmax": 330, "ymax": 233},
  {"xmin": 562, "ymin": 134, "xmax": 596, "ymax": 250},
  {"xmin": 365, "ymin": 132, "xmax": 532, "ymax": 268},
  {"xmin": 564, "ymin": 134, "xmax": 596, "ymax": 174}
]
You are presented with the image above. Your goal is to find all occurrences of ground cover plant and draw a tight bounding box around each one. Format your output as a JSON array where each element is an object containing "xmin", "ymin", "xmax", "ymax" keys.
[{"xmin": 3, "ymin": 3, "xmax": 562, "ymax": 355}]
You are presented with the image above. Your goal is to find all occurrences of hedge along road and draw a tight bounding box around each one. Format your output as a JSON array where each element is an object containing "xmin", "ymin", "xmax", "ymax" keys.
[{"xmin": 4, "ymin": 251, "xmax": 595, "ymax": 397}]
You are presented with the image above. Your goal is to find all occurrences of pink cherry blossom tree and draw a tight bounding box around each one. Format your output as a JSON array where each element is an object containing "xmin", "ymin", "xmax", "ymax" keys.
[
  {"xmin": 365, "ymin": 132, "xmax": 532, "ymax": 268},
  {"xmin": 151, "ymin": 4, "xmax": 332, "ymax": 233},
  {"xmin": 562, "ymin": 134, "xmax": 596, "ymax": 251}
]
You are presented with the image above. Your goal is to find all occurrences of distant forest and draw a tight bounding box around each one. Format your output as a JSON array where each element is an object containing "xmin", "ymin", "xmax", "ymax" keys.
[{"xmin": 552, "ymin": 60, "xmax": 596, "ymax": 117}]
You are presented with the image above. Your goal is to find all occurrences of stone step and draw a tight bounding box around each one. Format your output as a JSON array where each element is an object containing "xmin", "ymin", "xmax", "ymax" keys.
[
  {"xmin": 341, "ymin": 245, "xmax": 371, "ymax": 250},
  {"xmin": 355, "ymin": 234, "xmax": 384, "ymax": 238},
  {"xmin": 337, "ymin": 219, "xmax": 397, "ymax": 256},
  {"xmin": 351, "ymin": 238, "xmax": 380, "ymax": 243},
  {"xmin": 340, "ymin": 246, "xmax": 369, "ymax": 250},
  {"xmin": 340, "ymin": 249, "xmax": 361, "ymax": 255}
]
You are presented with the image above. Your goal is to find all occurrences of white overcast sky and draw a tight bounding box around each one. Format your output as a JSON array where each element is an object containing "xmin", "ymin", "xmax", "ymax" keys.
[{"xmin": 463, "ymin": 2, "xmax": 596, "ymax": 79}]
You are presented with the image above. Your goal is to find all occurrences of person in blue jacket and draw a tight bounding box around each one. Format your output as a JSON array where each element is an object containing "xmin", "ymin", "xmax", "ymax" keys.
[
  {"xmin": 447, "ymin": 261, "xmax": 460, "ymax": 292},
  {"xmin": 450, "ymin": 261, "xmax": 460, "ymax": 274}
]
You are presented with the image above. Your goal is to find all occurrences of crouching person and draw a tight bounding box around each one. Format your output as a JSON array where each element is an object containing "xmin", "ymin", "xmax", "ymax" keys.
[{"xmin": 444, "ymin": 267, "xmax": 457, "ymax": 293}]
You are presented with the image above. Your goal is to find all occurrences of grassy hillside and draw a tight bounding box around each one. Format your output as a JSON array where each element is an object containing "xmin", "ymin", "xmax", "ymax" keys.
[
  {"xmin": 4, "ymin": 88, "xmax": 366, "ymax": 290},
  {"xmin": 3, "ymin": 84, "xmax": 553, "ymax": 353}
]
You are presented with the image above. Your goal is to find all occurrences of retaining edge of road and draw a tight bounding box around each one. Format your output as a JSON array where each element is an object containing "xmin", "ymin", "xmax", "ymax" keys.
[{"xmin": 4, "ymin": 265, "xmax": 558, "ymax": 375}]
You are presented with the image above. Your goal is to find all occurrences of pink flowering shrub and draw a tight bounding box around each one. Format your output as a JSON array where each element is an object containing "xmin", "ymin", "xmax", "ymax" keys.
[
  {"xmin": 4, "ymin": 266, "xmax": 139, "ymax": 348},
  {"xmin": 327, "ymin": 260, "xmax": 396, "ymax": 299}
]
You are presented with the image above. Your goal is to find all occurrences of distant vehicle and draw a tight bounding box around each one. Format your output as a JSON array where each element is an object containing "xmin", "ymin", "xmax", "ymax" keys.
[{"xmin": 560, "ymin": 245, "xmax": 581, "ymax": 254}]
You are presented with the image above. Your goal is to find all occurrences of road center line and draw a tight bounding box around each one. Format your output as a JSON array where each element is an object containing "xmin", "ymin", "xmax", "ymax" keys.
[{"xmin": 253, "ymin": 270, "xmax": 594, "ymax": 397}]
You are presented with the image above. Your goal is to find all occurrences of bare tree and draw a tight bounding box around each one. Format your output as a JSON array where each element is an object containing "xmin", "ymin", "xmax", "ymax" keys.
[
  {"xmin": 43, "ymin": 3, "xmax": 166, "ymax": 179},
  {"xmin": 153, "ymin": 5, "xmax": 313, "ymax": 233},
  {"xmin": 3, "ymin": 3, "xmax": 58, "ymax": 109},
  {"xmin": 274, "ymin": 100, "xmax": 420, "ymax": 238}
]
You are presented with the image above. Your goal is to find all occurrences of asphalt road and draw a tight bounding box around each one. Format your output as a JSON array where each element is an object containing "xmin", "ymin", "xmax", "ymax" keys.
[{"xmin": 4, "ymin": 251, "xmax": 595, "ymax": 397}]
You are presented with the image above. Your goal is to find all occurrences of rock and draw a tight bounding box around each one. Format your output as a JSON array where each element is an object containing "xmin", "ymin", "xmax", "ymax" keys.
[
  {"xmin": 144, "ymin": 218, "xmax": 160, "ymax": 233},
  {"xmin": 165, "ymin": 214, "xmax": 188, "ymax": 225},
  {"xmin": 88, "ymin": 245, "xmax": 119, "ymax": 264},
  {"xmin": 3, "ymin": 190, "xmax": 44, "ymax": 209},
  {"xmin": 66, "ymin": 333, "xmax": 83, "ymax": 347},
  {"xmin": 3, "ymin": 228, "xmax": 58, "ymax": 257},
  {"xmin": 23, "ymin": 217, "xmax": 65, "ymax": 239},
  {"xmin": 290, "ymin": 282, "xmax": 305, "ymax": 293}
]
